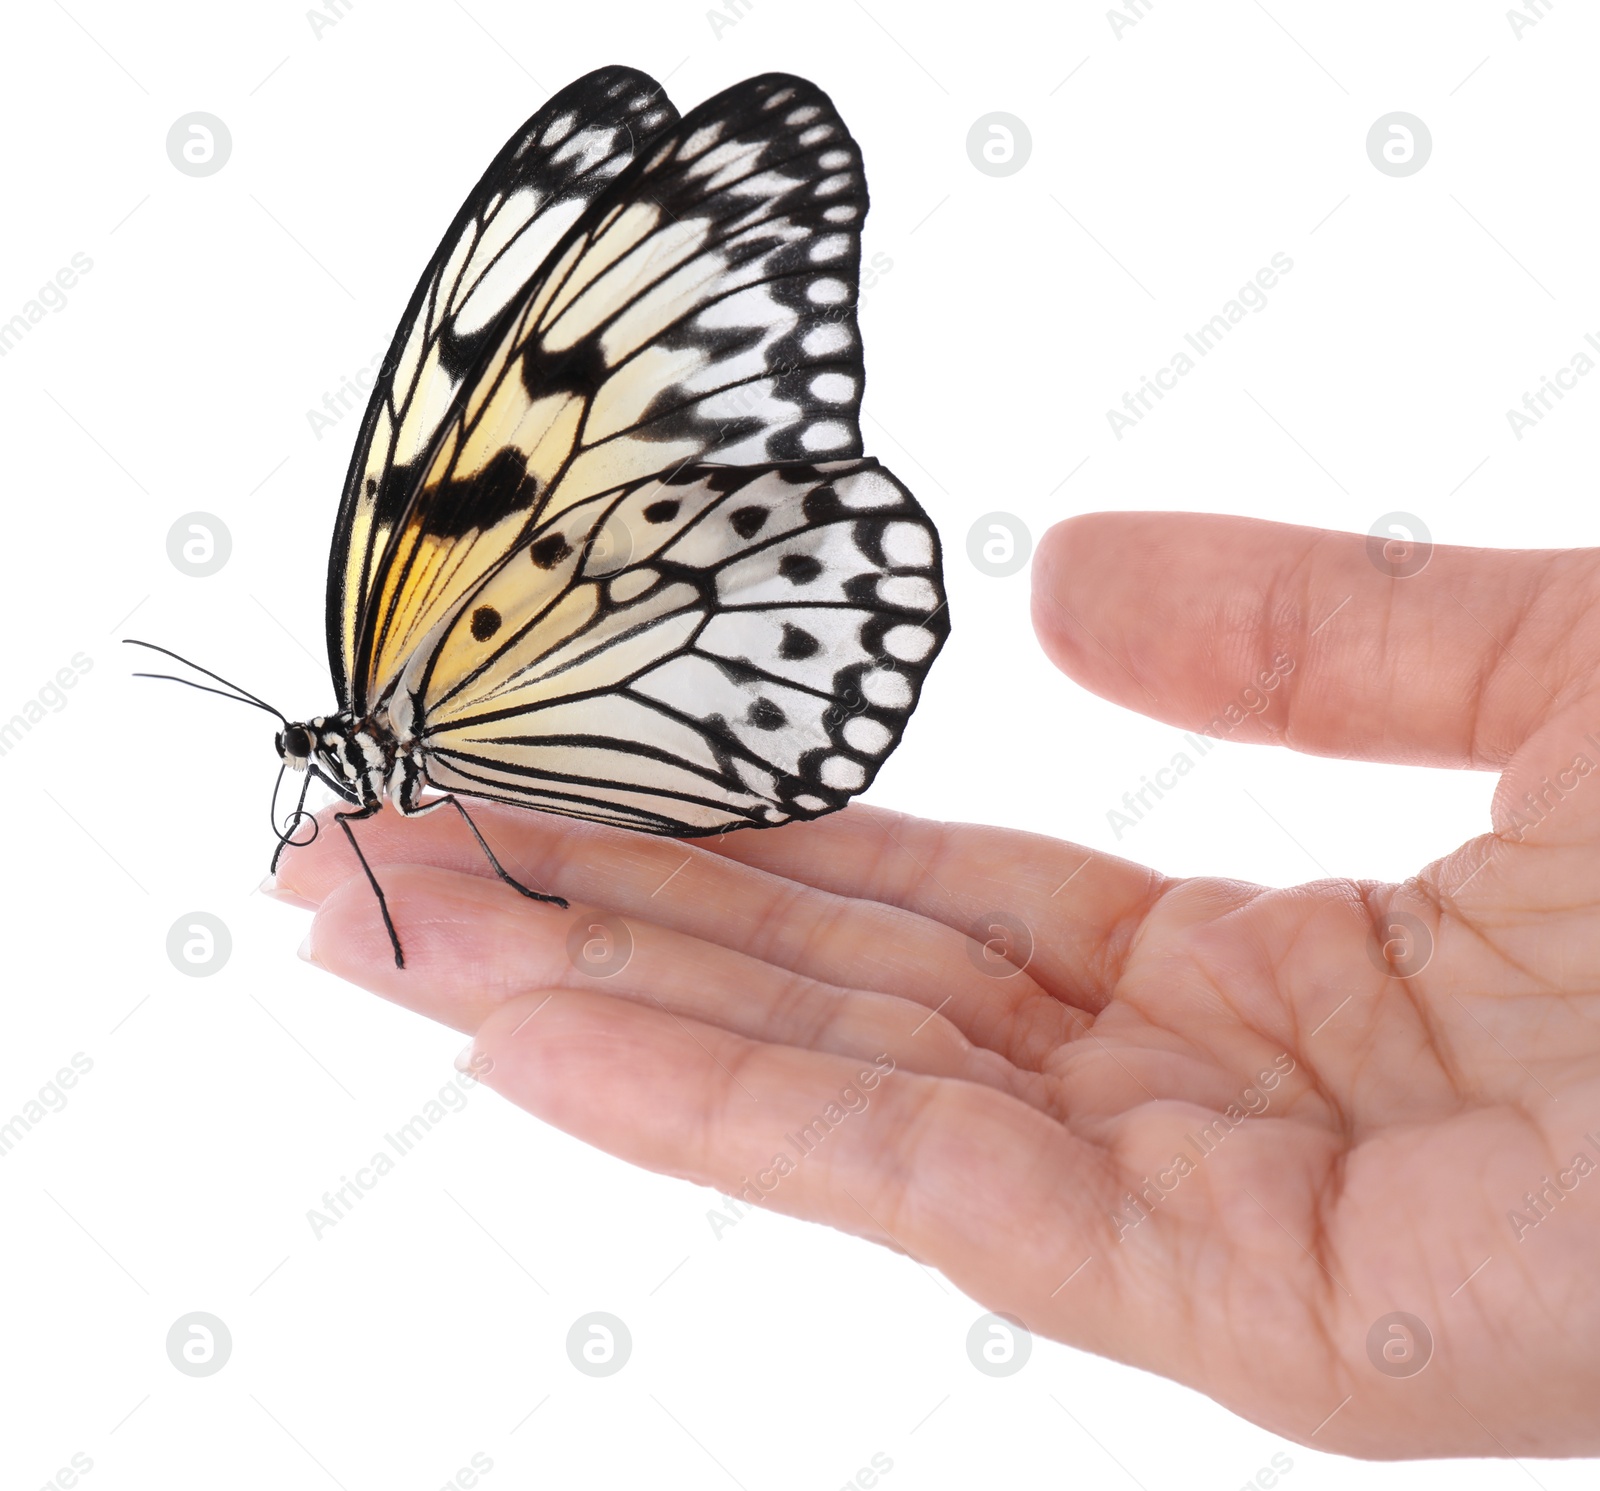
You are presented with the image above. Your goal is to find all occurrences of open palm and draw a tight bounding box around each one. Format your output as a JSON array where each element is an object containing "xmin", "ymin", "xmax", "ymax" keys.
[{"xmin": 274, "ymin": 512, "xmax": 1600, "ymax": 1458}]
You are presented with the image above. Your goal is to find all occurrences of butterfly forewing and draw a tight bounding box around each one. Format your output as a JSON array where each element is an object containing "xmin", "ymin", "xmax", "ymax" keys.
[
  {"xmin": 356, "ymin": 73, "xmax": 877, "ymax": 710},
  {"xmin": 397, "ymin": 460, "xmax": 947, "ymax": 835},
  {"xmin": 329, "ymin": 64, "xmax": 678, "ymax": 710}
]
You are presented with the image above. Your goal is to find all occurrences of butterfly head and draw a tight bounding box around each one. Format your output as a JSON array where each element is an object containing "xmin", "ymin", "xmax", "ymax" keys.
[{"xmin": 275, "ymin": 723, "xmax": 313, "ymax": 771}]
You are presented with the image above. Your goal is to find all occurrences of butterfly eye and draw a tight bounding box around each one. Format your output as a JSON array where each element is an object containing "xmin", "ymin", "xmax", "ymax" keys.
[{"xmin": 280, "ymin": 725, "xmax": 311, "ymax": 760}]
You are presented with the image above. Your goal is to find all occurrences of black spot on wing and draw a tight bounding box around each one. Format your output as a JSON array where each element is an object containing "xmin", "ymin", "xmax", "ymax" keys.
[
  {"xmin": 530, "ymin": 531, "xmax": 574, "ymax": 569},
  {"xmin": 802, "ymin": 484, "xmax": 844, "ymax": 524},
  {"xmin": 778, "ymin": 553, "xmax": 822, "ymax": 585},
  {"xmin": 644, "ymin": 499, "xmax": 680, "ymax": 523},
  {"xmin": 747, "ymin": 697, "xmax": 786, "ymax": 730},
  {"xmin": 419, "ymin": 448, "xmax": 539, "ymax": 540},
  {"xmin": 729, "ymin": 506, "xmax": 768, "ymax": 539},
  {"xmin": 779, "ymin": 623, "xmax": 820, "ymax": 660},
  {"xmin": 470, "ymin": 606, "xmax": 502, "ymax": 641},
  {"xmin": 520, "ymin": 335, "xmax": 610, "ymax": 403}
]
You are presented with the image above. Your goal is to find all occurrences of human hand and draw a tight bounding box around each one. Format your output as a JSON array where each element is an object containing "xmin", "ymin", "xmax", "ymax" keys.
[{"xmin": 272, "ymin": 511, "xmax": 1600, "ymax": 1458}]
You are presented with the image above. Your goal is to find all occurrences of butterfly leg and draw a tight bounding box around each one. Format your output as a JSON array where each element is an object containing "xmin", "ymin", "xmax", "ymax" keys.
[
  {"xmin": 397, "ymin": 781, "xmax": 568, "ymax": 911},
  {"xmin": 334, "ymin": 802, "xmax": 407, "ymax": 969},
  {"xmin": 446, "ymin": 797, "xmax": 569, "ymax": 909}
]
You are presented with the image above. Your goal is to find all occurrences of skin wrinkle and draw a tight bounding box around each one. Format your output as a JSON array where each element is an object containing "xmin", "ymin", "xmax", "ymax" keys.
[
  {"xmin": 1285, "ymin": 531, "xmax": 1345, "ymax": 759},
  {"xmin": 863, "ymin": 807, "xmax": 932, "ymax": 911},
  {"xmin": 1085, "ymin": 865, "xmax": 1175, "ymax": 1014},
  {"xmin": 695, "ymin": 1017, "xmax": 772, "ymax": 1178},
  {"xmin": 881, "ymin": 822, "xmax": 1089, "ymax": 1060},
  {"xmin": 835, "ymin": 1073, "xmax": 947, "ymax": 1252},
  {"xmin": 998, "ymin": 975, "xmax": 1094, "ymax": 1070},
  {"xmin": 1464, "ymin": 615, "xmax": 1506, "ymax": 770},
  {"xmin": 908, "ymin": 1077, "xmax": 1104, "ymax": 1286},
  {"xmin": 751, "ymin": 865, "xmax": 1075, "ymax": 1073},
  {"xmin": 1420, "ymin": 838, "xmax": 1583, "ymax": 1022},
  {"xmin": 1354, "ymin": 877, "xmax": 1468, "ymax": 1111},
  {"xmin": 1474, "ymin": 579, "xmax": 1553, "ymax": 765},
  {"xmin": 766, "ymin": 960, "xmax": 867, "ymax": 1053},
  {"xmin": 737, "ymin": 872, "xmax": 830, "ymax": 968}
]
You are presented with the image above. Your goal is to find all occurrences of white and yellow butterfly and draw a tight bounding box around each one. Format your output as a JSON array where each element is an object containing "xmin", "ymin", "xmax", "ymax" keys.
[{"xmin": 134, "ymin": 65, "xmax": 948, "ymax": 966}]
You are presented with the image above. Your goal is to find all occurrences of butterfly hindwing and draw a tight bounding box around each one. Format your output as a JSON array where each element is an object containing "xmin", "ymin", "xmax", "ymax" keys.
[
  {"xmin": 329, "ymin": 64, "xmax": 678, "ymax": 709},
  {"xmin": 355, "ymin": 72, "xmax": 875, "ymax": 711},
  {"xmin": 393, "ymin": 460, "xmax": 947, "ymax": 834}
]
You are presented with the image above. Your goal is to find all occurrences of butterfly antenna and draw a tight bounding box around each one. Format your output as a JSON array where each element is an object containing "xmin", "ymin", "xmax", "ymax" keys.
[{"xmin": 122, "ymin": 638, "xmax": 288, "ymax": 723}]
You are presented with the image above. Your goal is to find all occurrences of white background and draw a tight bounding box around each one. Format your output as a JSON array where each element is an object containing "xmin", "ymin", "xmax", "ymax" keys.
[{"xmin": 0, "ymin": 0, "xmax": 1592, "ymax": 1486}]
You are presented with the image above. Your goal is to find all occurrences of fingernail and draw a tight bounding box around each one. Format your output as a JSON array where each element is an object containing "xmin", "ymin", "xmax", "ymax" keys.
[
  {"xmin": 453, "ymin": 1042, "xmax": 478, "ymax": 1074},
  {"xmin": 297, "ymin": 930, "xmax": 319, "ymax": 966},
  {"xmin": 260, "ymin": 876, "xmax": 318, "ymax": 911}
]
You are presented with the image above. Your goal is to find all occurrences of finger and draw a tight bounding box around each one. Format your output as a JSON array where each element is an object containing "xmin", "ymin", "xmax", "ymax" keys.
[
  {"xmin": 274, "ymin": 803, "xmax": 1095, "ymax": 1062},
  {"xmin": 300, "ymin": 863, "xmax": 1040, "ymax": 1098},
  {"xmin": 467, "ymin": 986, "xmax": 1127, "ymax": 1343},
  {"xmin": 699, "ymin": 803, "xmax": 1165, "ymax": 1013},
  {"xmin": 1032, "ymin": 511, "xmax": 1600, "ymax": 769}
]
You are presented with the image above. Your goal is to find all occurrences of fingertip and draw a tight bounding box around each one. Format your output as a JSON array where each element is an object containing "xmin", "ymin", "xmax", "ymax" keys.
[
  {"xmin": 1030, "ymin": 512, "xmax": 1116, "ymax": 680},
  {"xmin": 1029, "ymin": 515, "xmax": 1070, "ymax": 660},
  {"xmin": 270, "ymin": 805, "xmax": 349, "ymax": 905},
  {"xmin": 259, "ymin": 873, "xmax": 319, "ymax": 912},
  {"xmin": 298, "ymin": 864, "xmax": 582, "ymax": 1035}
]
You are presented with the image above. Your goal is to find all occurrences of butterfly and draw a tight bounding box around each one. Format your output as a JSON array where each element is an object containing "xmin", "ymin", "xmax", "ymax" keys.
[{"xmin": 131, "ymin": 65, "xmax": 948, "ymax": 968}]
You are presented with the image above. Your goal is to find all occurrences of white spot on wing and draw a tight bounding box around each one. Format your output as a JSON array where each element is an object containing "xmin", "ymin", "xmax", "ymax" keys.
[
  {"xmin": 882, "ymin": 521, "xmax": 935, "ymax": 569},
  {"xmin": 802, "ymin": 323, "xmax": 851, "ymax": 357},
  {"xmin": 810, "ymin": 373, "xmax": 854, "ymax": 403},
  {"xmin": 820, "ymin": 756, "xmax": 865, "ymax": 790},
  {"xmin": 800, "ymin": 421, "xmax": 852, "ymax": 451},
  {"xmin": 884, "ymin": 624, "xmax": 936, "ymax": 663},
  {"xmin": 861, "ymin": 669, "xmax": 912, "ymax": 709},
  {"xmin": 843, "ymin": 717, "xmax": 892, "ymax": 754},
  {"xmin": 834, "ymin": 469, "xmax": 902, "ymax": 508},
  {"xmin": 878, "ymin": 575, "xmax": 938, "ymax": 611}
]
